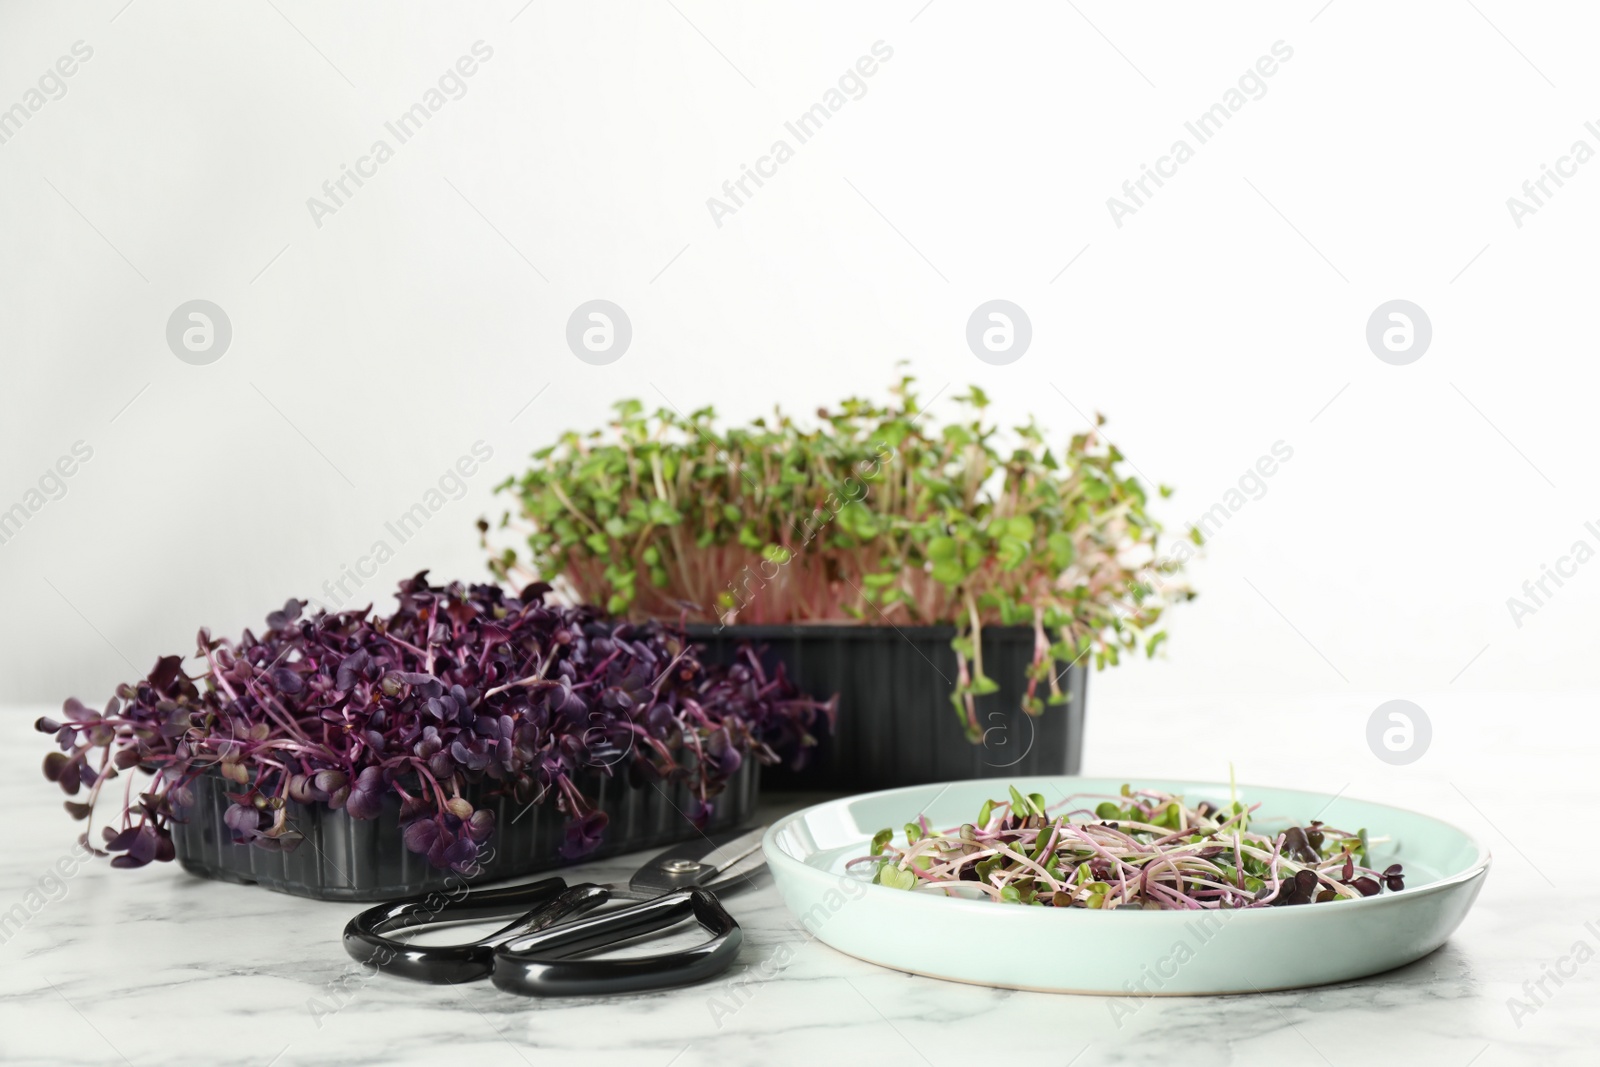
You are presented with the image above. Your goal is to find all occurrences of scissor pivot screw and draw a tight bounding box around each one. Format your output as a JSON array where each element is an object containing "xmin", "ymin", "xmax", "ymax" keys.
[{"xmin": 662, "ymin": 859, "xmax": 705, "ymax": 874}]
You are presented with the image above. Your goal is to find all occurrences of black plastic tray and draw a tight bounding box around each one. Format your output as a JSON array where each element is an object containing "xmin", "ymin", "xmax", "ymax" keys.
[
  {"xmin": 687, "ymin": 623, "xmax": 1086, "ymax": 792},
  {"xmin": 170, "ymin": 762, "xmax": 757, "ymax": 901}
]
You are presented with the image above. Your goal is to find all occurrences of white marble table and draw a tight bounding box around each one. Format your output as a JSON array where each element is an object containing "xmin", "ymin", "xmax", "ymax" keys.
[{"xmin": 2, "ymin": 691, "xmax": 1595, "ymax": 1066}]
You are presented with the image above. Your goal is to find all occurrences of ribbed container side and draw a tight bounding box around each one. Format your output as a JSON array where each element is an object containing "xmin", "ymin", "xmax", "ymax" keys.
[
  {"xmin": 686, "ymin": 624, "xmax": 1087, "ymax": 792},
  {"xmin": 171, "ymin": 761, "xmax": 756, "ymax": 902}
]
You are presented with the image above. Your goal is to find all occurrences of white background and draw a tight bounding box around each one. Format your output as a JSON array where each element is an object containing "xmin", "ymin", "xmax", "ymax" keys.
[{"xmin": 2, "ymin": 0, "xmax": 1596, "ymax": 736}]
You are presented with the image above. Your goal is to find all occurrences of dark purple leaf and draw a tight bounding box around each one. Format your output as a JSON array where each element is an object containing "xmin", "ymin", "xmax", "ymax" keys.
[
  {"xmin": 345, "ymin": 789, "xmax": 384, "ymax": 820},
  {"xmin": 269, "ymin": 667, "xmax": 303, "ymax": 694},
  {"xmin": 104, "ymin": 826, "xmax": 141, "ymax": 852},
  {"xmin": 466, "ymin": 809, "xmax": 495, "ymax": 843},
  {"xmin": 335, "ymin": 650, "xmax": 371, "ymax": 691},
  {"xmin": 403, "ymin": 818, "xmax": 439, "ymax": 855},
  {"xmin": 313, "ymin": 769, "xmax": 347, "ymax": 793},
  {"xmin": 148, "ymin": 655, "xmax": 184, "ymax": 694},
  {"xmin": 127, "ymin": 826, "xmax": 158, "ymax": 864}
]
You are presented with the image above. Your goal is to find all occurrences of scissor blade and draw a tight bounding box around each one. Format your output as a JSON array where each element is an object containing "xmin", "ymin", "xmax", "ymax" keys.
[
  {"xmin": 628, "ymin": 826, "xmax": 767, "ymax": 896},
  {"xmin": 699, "ymin": 826, "xmax": 767, "ymax": 878},
  {"xmin": 700, "ymin": 845, "xmax": 767, "ymax": 896}
]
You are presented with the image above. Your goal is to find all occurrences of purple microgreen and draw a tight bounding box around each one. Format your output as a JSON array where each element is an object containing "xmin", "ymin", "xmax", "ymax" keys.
[{"xmin": 38, "ymin": 573, "xmax": 828, "ymax": 873}]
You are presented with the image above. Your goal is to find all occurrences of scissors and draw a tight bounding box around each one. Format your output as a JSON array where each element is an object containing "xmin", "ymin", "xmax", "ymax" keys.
[{"xmin": 343, "ymin": 826, "xmax": 766, "ymax": 996}]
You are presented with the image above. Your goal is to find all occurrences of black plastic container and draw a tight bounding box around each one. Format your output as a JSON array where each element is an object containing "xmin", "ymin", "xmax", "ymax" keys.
[
  {"xmin": 688, "ymin": 624, "xmax": 1086, "ymax": 792},
  {"xmin": 171, "ymin": 762, "xmax": 756, "ymax": 901}
]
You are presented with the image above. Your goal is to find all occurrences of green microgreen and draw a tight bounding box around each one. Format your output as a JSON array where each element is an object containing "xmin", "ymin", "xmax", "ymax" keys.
[
  {"xmin": 483, "ymin": 375, "xmax": 1193, "ymax": 740},
  {"xmin": 852, "ymin": 783, "xmax": 1406, "ymax": 910}
]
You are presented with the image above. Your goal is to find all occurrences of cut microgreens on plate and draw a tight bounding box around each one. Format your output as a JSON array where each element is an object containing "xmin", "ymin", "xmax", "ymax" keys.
[{"xmin": 854, "ymin": 784, "xmax": 1405, "ymax": 910}]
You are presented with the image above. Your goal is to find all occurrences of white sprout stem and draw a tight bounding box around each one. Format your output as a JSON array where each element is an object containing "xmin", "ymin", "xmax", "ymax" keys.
[{"xmin": 871, "ymin": 786, "xmax": 1400, "ymax": 911}]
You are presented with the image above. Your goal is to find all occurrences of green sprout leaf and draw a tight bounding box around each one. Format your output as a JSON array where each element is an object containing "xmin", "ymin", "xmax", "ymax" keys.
[
  {"xmin": 1008, "ymin": 785, "xmax": 1034, "ymax": 818},
  {"xmin": 874, "ymin": 864, "xmax": 917, "ymax": 891}
]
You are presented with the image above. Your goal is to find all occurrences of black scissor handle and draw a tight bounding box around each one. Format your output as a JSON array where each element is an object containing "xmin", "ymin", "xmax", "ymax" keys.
[
  {"xmin": 343, "ymin": 876, "xmax": 587, "ymax": 985},
  {"xmin": 490, "ymin": 888, "xmax": 742, "ymax": 996}
]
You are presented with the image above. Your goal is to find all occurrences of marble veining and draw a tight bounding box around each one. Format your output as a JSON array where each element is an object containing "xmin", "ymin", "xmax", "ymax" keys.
[{"xmin": 2, "ymin": 694, "xmax": 1595, "ymax": 1066}]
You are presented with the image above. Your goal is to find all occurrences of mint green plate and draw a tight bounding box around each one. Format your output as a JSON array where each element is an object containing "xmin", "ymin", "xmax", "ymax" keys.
[{"xmin": 763, "ymin": 777, "xmax": 1490, "ymax": 995}]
